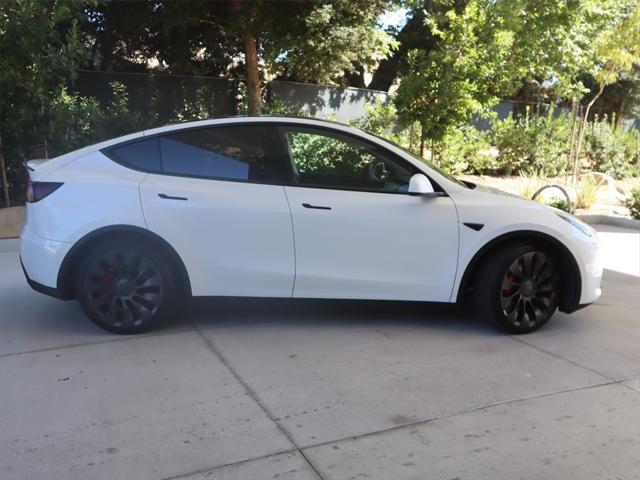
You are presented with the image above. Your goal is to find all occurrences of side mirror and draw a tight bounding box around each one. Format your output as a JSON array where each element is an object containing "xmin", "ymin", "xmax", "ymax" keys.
[{"xmin": 408, "ymin": 173, "xmax": 435, "ymax": 196}]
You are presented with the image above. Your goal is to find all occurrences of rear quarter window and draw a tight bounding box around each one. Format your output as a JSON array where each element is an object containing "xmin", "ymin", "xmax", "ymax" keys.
[{"xmin": 103, "ymin": 138, "xmax": 161, "ymax": 172}]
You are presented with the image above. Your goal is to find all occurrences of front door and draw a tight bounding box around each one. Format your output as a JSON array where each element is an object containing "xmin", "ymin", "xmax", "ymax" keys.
[{"xmin": 280, "ymin": 126, "xmax": 459, "ymax": 301}]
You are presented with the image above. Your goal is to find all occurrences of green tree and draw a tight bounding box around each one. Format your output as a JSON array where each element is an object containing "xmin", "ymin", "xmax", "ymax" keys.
[
  {"xmin": 0, "ymin": 0, "xmax": 88, "ymax": 206},
  {"xmin": 572, "ymin": 3, "xmax": 640, "ymax": 180},
  {"xmin": 86, "ymin": 1, "xmax": 393, "ymax": 116},
  {"xmin": 592, "ymin": 67, "xmax": 640, "ymax": 130},
  {"xmin": 394, "ymin": 0, "xmax": 512, "ymax": 157},
  {"xmin": 393, "ymin": 0, "xmax": 639, "ymax": 162}
]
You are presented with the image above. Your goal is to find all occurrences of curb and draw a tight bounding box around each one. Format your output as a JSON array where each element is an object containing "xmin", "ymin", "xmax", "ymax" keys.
[{"xmin": 576, "ymin": 214, "xmax": 640, "ymax": 230}]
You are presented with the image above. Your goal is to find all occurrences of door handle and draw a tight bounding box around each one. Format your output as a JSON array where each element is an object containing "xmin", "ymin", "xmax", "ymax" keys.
[
  {"xmin": 158, "ymin": 193, "xmax": 188, "ymax": 201},
  {"xmin": 302, "ymin": 203, "xmax": 331, "ymax": 210}
]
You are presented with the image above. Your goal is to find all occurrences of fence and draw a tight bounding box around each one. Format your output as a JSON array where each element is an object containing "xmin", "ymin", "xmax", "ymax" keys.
[{"xmin": 77, "ymin": 70, "xmax": 639, "ymax": 131}]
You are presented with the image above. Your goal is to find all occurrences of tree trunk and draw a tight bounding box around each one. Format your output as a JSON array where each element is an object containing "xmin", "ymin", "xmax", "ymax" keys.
[
  {"xmin": 0, "ymin": 130, "xmax": 10, "ymax": 208},
  {"xmin": 343, "ymin": 63, "xmax": 366, "ymax": 89},
  {"xmin": 242, "ymin": 33, "xmax": 261, "ymax": 116},
  {"xmin": 614, "ymin": 98, "xmax": 625, "ymax": 131},
  {"xmin": 572, "ymin": 83, "xmax": 605, "ymax": 183},
  {"xmin": 431, "ymin": 138, "xmax": 436, "ymax": 164},
  {"xmin": 367, "ymin": 9, "xmax": 428, "ymax": 92},
  {"xmin": 565, "ymin": 98, "xmax": 578, "ymax": 184},
  {"xmin": 408, "ymin": 123, "xmax": 415, "ymax": 151},
  {"xmin": 419, "ymin": 124, "xmax": 425, "ymax": 158}
]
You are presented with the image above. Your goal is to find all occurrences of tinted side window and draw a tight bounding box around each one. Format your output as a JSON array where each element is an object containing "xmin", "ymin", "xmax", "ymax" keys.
[
  {"xmin": 160, "ymin": 125, "xmax": 287, "ymax": 182},
  {"xmin": 106, "ymin": 138, "xmax": 161, "ymax": 172},
  {"xmin": 283, "ymin": 127, "xmax": 416, "ymax": 193}
]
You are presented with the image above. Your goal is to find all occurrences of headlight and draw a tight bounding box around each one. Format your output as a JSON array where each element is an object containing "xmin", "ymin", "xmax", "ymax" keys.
[{"xmin": 555, "ymin": 211, "xmax": 595, "ymax": 237}]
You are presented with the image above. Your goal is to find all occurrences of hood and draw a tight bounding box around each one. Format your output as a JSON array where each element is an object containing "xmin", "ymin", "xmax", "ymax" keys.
[{"xmin": 472, "ymin": 183, "xmax": 522, "ymax": 199}]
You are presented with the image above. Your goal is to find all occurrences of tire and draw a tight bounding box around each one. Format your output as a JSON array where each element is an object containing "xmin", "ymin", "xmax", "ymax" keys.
[
  {"xmin": 76, "ymin": 238, "xmax": 179, "ymax": 334},
  {"xmin": 474, "ymin": 244, "xmax": 560, "ymax": 334}
]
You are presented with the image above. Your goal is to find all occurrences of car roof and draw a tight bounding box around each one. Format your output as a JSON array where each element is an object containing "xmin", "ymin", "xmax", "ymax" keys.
[{"xmin": 141, "ymin": 116, "xmax": 361, "ymax": 137}]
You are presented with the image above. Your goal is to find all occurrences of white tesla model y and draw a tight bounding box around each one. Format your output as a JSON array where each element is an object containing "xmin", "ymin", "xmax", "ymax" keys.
[{"xmin": 20, "ymin": 117, "xmax": 602, "ymax": 334}]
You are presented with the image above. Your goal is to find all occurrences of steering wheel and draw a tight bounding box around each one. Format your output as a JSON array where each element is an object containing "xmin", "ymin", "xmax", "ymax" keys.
[{"xmin": 368, "ymin": 161, "xmax": 390, "ymax": 185}]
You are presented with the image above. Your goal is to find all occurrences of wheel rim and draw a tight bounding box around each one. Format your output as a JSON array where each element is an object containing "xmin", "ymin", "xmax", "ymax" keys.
[
  {"xmin": 500, "ymin": 251, "xmax": 558, "ymax": 329},
  {"xmin": 84, "ymin": 249, "xmax": 163, "ymax": 328}
]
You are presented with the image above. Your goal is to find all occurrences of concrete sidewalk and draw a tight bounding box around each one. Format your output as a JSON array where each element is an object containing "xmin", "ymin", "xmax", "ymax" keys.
[{"xmin": 0, "ymin": 226, "xmax": 638, "ymax": 480}]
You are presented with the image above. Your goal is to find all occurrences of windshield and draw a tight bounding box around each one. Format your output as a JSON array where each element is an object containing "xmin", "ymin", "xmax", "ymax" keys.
[{"xmin": 368, "ymin": 133, "xmax": 470, "ymax": 188}]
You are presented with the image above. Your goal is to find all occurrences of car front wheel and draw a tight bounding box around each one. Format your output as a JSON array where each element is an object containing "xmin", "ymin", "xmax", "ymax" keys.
[{"xmin": 475, "ymin": 244, "xmax": 560, "ymax": 334}]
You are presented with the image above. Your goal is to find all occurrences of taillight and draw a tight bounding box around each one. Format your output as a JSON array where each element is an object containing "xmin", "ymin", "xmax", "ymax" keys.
[{"xmin": 26, "ymin": 182, "xmax": 63, "ymax": 203}]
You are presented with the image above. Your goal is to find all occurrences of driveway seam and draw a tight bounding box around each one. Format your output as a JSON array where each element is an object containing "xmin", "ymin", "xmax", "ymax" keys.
[
  {"xmin": 298, "ymin": 378, "xmax": 629, "ymax": 451},
  {"xmin": 507, "ymin": 334, "xmax": 621, "ymax": 383},
  {"xmin": 0, "ymin": 327, "xmax": 195, "ymax": 360},
  {"xmin": 159, "ymin": 377, "xmax": 630, "ymax": 479},
  {"xmin": 159, "ymin": 448, "xmax": 300, "ymax": 480},
  {"xmin": 192, "ymin": 323, "xmax": 325, "ymax": 480}
]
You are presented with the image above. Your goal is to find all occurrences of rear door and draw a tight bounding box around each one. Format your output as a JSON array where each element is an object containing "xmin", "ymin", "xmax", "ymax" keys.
[{"xmin": 123, "ymin": 123, "xmax": 295, "ymax": 297}]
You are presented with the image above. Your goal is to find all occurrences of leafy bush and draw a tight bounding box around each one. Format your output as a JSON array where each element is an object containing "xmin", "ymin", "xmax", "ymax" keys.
[
  {"xmin": 492, "ymin": 109, "xmax": 572, "ymax": 177},
  {"xmin": 44, "ymin": 82, "xmax": 149, "ymax": 158},
  {"xmin": 350, "ymin": 100, "xmax": 419, "ymax": 149},
  {"xmin": 619, "ymin": 128, "xmax": 640, "ymax": 178},
  {"xmin": 353, "ymin": 101, "xmax": 497, "ymax": 176},
  {"xmin": 575, "ymin": 176, "xmax": 599, "ymax": 210},
  {"xmin": 286, "ymin": 130, "xmax": 373, "ymax": 175},
  {"xmin": 626, "ymin": 186, "xmax": 640, "ymax": 219},
  {"xmin": 262, "ymin": 94, "xmax": 311, "ymax": 117},
  {"xmin": 437, "ymin": 125, "xmax": 494, "ymax": 175},
  {"xmin": 46, "ymin": 87, "xmax": 106, "ymax": 155},
  {"xmin": 583, "ymin": 117, "xmax": 639, "ymax": 179},
  {"xmin": 544, "ymin": 197, "xmax": 570, "ymax": 211}
]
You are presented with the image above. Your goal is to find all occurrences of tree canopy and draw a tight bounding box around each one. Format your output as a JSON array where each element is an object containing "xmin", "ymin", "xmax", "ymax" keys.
[
  {"xmin": 1, "ymin": 0, "xmax": 639, "ymax": 206},
  {"xmin": 84, "ymin": 0, "xmax": 393, "ymax": 114},
  {"xmin": 0, "ymin": 0, "xmax": 88, "ymax": 205}
]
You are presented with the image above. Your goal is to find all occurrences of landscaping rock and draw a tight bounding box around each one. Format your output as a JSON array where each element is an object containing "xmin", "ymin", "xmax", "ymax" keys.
[{"xmin": 0, "ymin": 207, "xmax": 25, "ymax": 238}]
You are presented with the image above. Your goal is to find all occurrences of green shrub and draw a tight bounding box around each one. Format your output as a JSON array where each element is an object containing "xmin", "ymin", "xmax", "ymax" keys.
[
  {"xmin": 620, "ymin": 128, "xmax": 640, "ymax": 177},
  {"xmin": 583, "ymin": 117, "xmax": 638, "ymax": 179},
  {"xmin": 45, "ymin": 82, "xmax": 150, "ymax": 158},
  {"xmin": 262, "ymin": 94, "xmax": 311, "ymax": 117},
  {"xmin": 492, "ymin": 109, "xmax": 572, "ymax": 177},
  {"xmin": 437, "ymin": 125, "xmax": 494, "ymax": 175},
  {"xmin": 350, "ymin": 100, "xmax": 419, "ymax": 149},
  {"xmin": 626, "ymin": 186, "xmax": 640, "ymax": 219},
  {"xmin": 46, "ymin": 87, "xmax": 106, "ymax": 155},
  {"xmin": 545, "ymin": 197, "xmax": 570, "ymax": 212}
]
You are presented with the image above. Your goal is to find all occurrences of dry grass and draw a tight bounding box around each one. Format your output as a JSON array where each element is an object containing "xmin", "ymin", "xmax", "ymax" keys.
[
  {"xmin": 575, "ymin": 176, "xmax": 600, "ymax": 210},
  {"xmin": 519, "ymin": 172, "xmax": 546, "ymax": 201}
]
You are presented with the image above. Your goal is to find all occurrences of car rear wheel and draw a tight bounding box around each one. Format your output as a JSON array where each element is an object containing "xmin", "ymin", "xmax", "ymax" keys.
[
  {"xmin": 474, "ymin": 244, "xmax": 560, "ymax": 333},
  {"xmin": 76, "ymin": 239, "xmax": 177, "ymax": 333}
]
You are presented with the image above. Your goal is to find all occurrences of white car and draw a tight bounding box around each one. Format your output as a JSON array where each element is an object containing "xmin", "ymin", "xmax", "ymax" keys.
[{"xmin": 20, "ymin": 117, "xmax": 602, "ymax": 334}]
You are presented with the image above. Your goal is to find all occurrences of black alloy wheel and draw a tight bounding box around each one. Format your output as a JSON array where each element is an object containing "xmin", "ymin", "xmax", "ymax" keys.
[
  {"xmin": 77, "ymin": 240, "xmax": 177, "ymax": 333},
  {"xmin": 474, "ymin": 244, "xmax": 560, "ymax": 333},
  {"xmin": 499, "ymin": 251, "xmax": 558, "ymax": 330}
]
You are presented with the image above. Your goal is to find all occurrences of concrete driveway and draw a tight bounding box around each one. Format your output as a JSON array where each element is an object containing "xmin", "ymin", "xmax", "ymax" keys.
[{"xmin": 1, "ymin": 226, "xmax": 638, "ymax": 480}]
